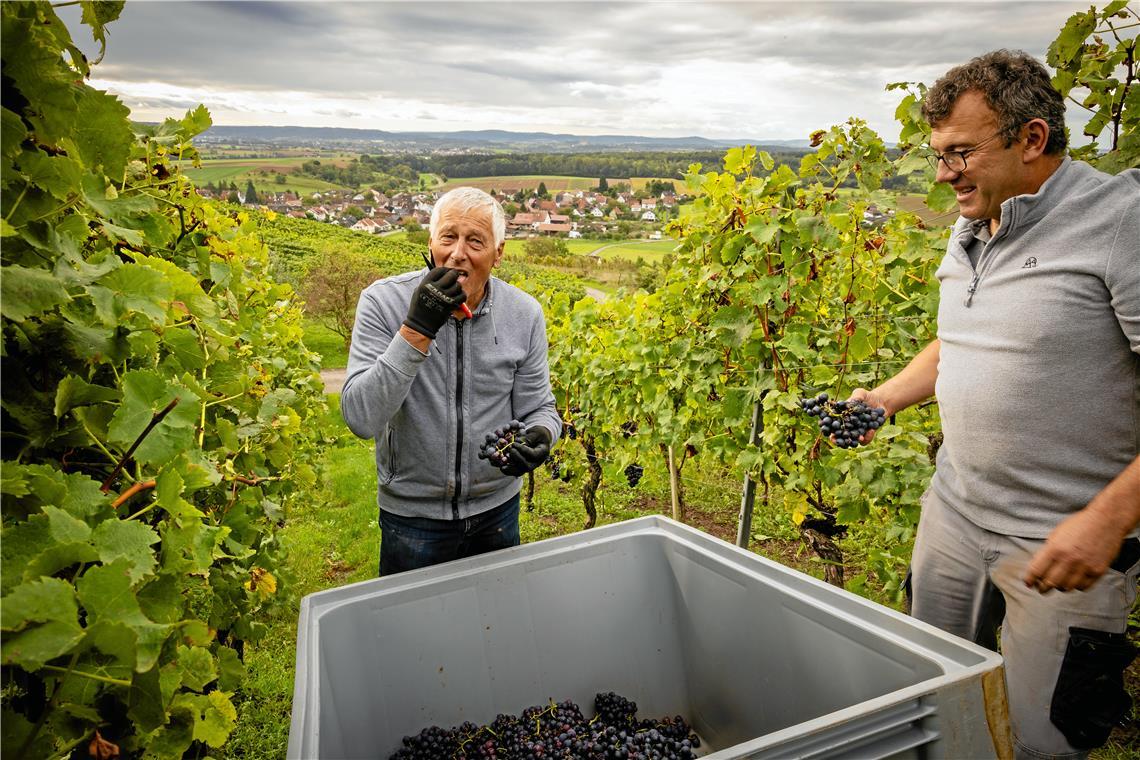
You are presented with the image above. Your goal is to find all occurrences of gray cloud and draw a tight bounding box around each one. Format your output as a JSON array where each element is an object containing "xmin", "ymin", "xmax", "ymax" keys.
[{"xmin": 59, "ymin": 1, "xmax": 1107, "ymax": 138}]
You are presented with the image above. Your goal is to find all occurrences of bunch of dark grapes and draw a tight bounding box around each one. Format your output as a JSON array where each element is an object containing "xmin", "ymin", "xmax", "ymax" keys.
[
  {"xmin": 800, "ymin": 392, "xmax": 886, "ymax": 449},
  {"xmin": 546, "ymin": 452, "xmax": 573, "ymax": 483},
  {"xmin": 594, "ymin": 691, "xmax": 637, "ymax": 727},
  {"xmin": 390, "ymin": 692, "xmax": 700, "ymax": 760},
  {"xmin": 623, "ymin": 463, "xmax": 644, "ymax": 489},
  {"xmin": 478, "ymin": 419, "xmax": 524, "ymax": 467}
]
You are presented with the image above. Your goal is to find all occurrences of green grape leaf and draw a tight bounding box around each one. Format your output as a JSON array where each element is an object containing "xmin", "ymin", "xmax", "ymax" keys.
[
  {"xmin": 1, "ymin": 620, "xmax": 85, "ymax": 670},
  {"xmin": 162, "ymin": 327, "xmax": 207, "ymax": 372},
  {"xmin": 145, "ymin": 712, "xmax": 195, "ymax": 759},
  {"xmin": 42, "ymin": 505, "xmax": 92, "ymax": 544},
  {"xmin": 1, "ymin": 106, "xmax": 26, "ymax": 160},
  {"xmin": 16, "ymin": 464, "xmax": 110, "ymax": 520},
  {"xmin": 0, "ymin": 265, "xmax": 71, "ymax": 321},
  {"xmin": 89, "ymin": 262, "xmax": 172, "ymax": 326},
  {"xmin": 76, "ymin": 560, "xmax": 169, "ymax": 672},
  {"xmin": 128, "ymin": 664, "xmax": 167, "ymax": 733},
  {"xmin": 54, "ymin": 246, "xmax": 118, "ymax": 286},
  {"xmin": 16, "ymin": 152, "xmax": 84, "ymax": 201},
  {"xmin": 62, "ymin": 320, "xmax": 130, "ymax": 363},
  {"xmin": 216, "ymin": 646, "xmax": 245, "ymax": 692},
  {"xmin": 101, "ymin": 221, "xmax": 146, "ymax": 247},
  {"xmin": 79, "ymin": 1, "xmax": 125, "ymax": 52},
  {"xmin": 71, "ymin": 87, "xmax": 132, "ymax": 177},
  {"xmin": 925, "ymin": 181, "xmax": 958, "ymax": 213},
  {"xmin": 196, "ymin": 691, "xmax": 238, "ymax": 747},
  {"xmin": 0, "ymin": 577, "xmax": 78, "ymax": 631},
  {"xmin": 54, "ymin": 375, "xmax": 119, "ymax": 418},
  {"xmin": 176, "ymin": 645, "xmax": 217, "ymax": 693},
  {"xmin": 107, "ymin": 370, "xmax": 199, "ymax": 467},
  {"xmin": 92, "ymin": 520, "xmax": 159, "ymax": 583},
  {"xmin": 80, "ymin": 173, "xmax": 157, "ymax": 221}
]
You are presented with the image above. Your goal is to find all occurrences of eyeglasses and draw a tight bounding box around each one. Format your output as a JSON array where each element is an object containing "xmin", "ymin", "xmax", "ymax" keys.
[{"xmin": 925, "ymin": 131, "xmax": 1004, "ymax": 173}]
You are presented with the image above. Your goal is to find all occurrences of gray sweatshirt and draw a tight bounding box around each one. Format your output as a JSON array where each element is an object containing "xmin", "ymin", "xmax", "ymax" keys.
[
  {"xmin": 931, "ymin": 159, "xmax": 1140, "ymax": 538},
  {"xmin": 341, "ymin": 271, "xmax": 561, "ymax": 521}
]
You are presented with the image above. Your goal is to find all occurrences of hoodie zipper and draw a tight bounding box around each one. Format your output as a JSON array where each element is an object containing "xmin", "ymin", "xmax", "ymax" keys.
[
  {"xmin": 452, "ymin": 318, "xmax": 464, "ymax": 520},
  {"xmin": 963, "ymin": 207, "xmax": 1016, "ymax": 307}
]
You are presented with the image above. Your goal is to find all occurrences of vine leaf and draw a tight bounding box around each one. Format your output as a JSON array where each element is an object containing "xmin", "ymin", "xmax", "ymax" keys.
[
  {"xmin": 0, "ymin": 577, "xmax": 78, "ymax": 632},
  {"xmin": 92, "ymin": 520, "xmax": 159, "ymax": 583},
  {"xmin": 176, "ymin": 645, "xmax": 217, "ymax": 693},
  {"xmin": 107, "ymin": 371, "xmax": 197, "ymax": 467},
  {"xmin": 76, "ymin": 560, "xmax": 169, "ymax": 672},
  {"xmin": 1, "ymin": 620, "xmax": 85, "ymax": 671},
  {"xmin": 0, "ymin": 265, "xmax": 72, "ymax": 321}
]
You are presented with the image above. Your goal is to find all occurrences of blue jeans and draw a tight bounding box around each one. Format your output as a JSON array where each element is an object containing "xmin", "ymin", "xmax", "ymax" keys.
[{"xmin": 379, "ymin": 493, "xmax": 521, "ymax": 576}]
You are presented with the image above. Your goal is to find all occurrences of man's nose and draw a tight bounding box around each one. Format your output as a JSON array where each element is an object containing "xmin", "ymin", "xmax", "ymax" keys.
[{"xmin": 935, "ymin": 159, "xmax": 960, "ymax": 183}]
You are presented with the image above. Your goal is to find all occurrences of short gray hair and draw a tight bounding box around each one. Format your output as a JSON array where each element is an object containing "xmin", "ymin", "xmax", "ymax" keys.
[
  {"xmin": 922, "ymin": 49, "xmax": 1067, "ymax": 155},
  {"xmin": 430, "ymin": 187, "xmax": 506, "ymax": 248}
]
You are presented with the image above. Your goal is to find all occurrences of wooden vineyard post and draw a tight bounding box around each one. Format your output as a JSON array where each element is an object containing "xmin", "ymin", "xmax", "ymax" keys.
[
  {"xmin": 667, "ymin": 445, "xmax": 682, "ymax": 522},
  {"xmin": 736, "ymin": 391, "xmax": 766, "ymax": 548}
]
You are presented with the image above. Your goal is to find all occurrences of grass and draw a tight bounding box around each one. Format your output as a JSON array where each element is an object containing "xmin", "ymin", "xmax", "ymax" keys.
[
  {"xmin": 503, "ymin": 238, "xmax": 678, "ymax": 261},
  {"xmin": 220, "ymin": 401, "xmax": 378, "ymax": 760},
  {"xmin": 302, "ymin": 319, "xmax": 349, "ymax": 368},
  {"xmin": 182, "ymin": 156, "xmax": 351, "ymax": 194}
]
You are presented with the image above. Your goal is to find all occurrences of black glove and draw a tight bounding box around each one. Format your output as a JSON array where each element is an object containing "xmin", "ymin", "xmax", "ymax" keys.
[
  {"xmin": 403, "ymin": 267, "xmax": 467, "ymax": 339},
  {"xmin": 500, "ymin": 426, "xmax": 553, "ymax": 477}
]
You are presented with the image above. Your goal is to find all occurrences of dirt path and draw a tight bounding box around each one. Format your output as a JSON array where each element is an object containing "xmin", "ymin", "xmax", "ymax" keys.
[{"xmin": 321, "ymin": 368, "xmax": 346, "ymax": 395}]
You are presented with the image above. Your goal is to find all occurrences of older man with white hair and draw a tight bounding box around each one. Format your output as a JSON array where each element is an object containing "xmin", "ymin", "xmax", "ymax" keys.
[{"xmin": 342, "ymin": 187, "xmax": 561, "ymax": 575}]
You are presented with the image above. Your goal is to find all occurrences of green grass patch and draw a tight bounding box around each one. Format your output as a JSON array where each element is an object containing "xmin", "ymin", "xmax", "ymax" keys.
[
  {"xmin": 221, "ymin": 402, "xmax": 378, "ymax": 760},
  {"xmin": 593, "ymin": 239, "xmax": 678, "ymax": 262},
  {"xmin": 302, "ymin": 319, "xmax": 349, "ymax": 369}
]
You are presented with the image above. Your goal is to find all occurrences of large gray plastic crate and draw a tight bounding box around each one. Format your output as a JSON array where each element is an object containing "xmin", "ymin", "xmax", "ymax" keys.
[{"xmin": 288, "ymin": 516, "xmax": 1012, "ymax": 759}]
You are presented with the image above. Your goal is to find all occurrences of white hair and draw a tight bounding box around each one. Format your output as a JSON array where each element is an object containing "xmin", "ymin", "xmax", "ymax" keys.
[{"xmin": 429, "ymin": 187, "xmax": 506, "ymax": 248}]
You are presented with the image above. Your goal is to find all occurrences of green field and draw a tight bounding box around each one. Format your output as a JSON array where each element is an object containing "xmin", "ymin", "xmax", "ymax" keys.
[
  {"xmin": 182, "ymin": 156, "xmax": 352, "ymax": 194},
  {"xmin": 437, "ymin": 175, "xmax": 680, "ymax": 193},
  {"xmin": 503, "ymin": 237, "xmax": 677, "ymax": 261}
]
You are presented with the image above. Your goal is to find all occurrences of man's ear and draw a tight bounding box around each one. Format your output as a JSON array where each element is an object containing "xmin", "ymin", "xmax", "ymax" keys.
[
  {"xmin": 1022, "ymin": 118, "xmax": 1050, "ymax": 163},
  {"xmin": 493, "ymin": 242, "xmax": 505, "ymax": 267}
]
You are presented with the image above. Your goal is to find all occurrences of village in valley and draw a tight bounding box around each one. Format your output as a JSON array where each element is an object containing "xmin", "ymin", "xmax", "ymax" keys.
[{"xmin": 194, "ymin": 181, "xmax": 685, "ymax": 242}]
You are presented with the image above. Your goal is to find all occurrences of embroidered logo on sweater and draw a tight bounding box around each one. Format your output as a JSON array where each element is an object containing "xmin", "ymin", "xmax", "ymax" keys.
[{"xmin": 1022, "ymin": 257, "xmax": 1038, "ymax": 269}]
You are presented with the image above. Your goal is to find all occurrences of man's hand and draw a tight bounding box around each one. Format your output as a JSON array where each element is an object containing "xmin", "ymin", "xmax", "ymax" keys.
[
  {"xmin": 1024, "ymin": 508, "xmax": 1123, "ymax": 593},
  {"xmin": 846, "ymin": 388, "xmax": 891, "ymax": 445},
  {"xmin": 499, "ymin": 426, "xmax": 552, "ymax": 477},
  {"xmin": 403, "ymin": 267, "xmax": 467, "ymax": 340}
]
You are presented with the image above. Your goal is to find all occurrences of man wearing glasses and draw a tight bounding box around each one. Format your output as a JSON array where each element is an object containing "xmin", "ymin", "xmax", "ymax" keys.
[{"xmin": 851, "ymin": 50, "xmax": 1139, "ymax": 759}]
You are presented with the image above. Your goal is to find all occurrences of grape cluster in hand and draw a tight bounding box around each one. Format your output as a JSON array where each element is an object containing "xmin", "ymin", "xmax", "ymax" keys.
[
  {"xmin": 800, "ymin": 392, "xmax": 886, "ymax": 449},
  {"xmin": 479, "ymin": 420, "xmax": 524, "ymax": 468},
  {"xmin": 389, "ymin": 691, "xmax": 700, "ymax": 760},
  {"xmin": 624, "ymin": 464, "xmax": 644, "ymax": 488}
]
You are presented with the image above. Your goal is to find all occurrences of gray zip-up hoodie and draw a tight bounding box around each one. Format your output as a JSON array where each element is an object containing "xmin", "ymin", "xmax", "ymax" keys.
[
  {"xmin": 932, "ymin": 159, "xmax": 1140, "ymax": 537},
  {"xmin": 341, "ymin": 270, "xmax": 561, "ymax": 521}
]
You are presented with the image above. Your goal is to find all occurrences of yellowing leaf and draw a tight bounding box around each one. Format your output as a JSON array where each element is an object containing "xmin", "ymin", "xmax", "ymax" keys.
[{"xmin": 247, "ymin": 567, "xmax": 277, "ymax": 597}]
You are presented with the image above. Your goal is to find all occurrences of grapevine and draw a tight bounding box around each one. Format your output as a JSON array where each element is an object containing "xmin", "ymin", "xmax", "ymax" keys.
[{"xmin": 1, "ymin": 4, "xmax": 325, "ymax": 756}]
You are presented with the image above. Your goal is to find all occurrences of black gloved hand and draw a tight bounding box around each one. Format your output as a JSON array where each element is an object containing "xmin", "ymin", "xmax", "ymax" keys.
[
  {"xmin": 500, "ymin": 426, "xmax": 553, "ymax": 477},
  {"xmin": 403, "ymin": 267, "xmax": 467, "ymax": 339}
]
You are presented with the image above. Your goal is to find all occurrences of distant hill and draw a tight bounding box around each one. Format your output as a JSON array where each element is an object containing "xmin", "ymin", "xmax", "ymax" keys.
[{"xmin": 192, "ymin": 125, "xmax": 812, "ymax": 153}]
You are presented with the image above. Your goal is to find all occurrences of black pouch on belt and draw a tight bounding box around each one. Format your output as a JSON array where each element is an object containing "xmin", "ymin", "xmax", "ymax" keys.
[{"xmin": 1050, "ymin": 626, "xmax": 1138, "ymax": 749}]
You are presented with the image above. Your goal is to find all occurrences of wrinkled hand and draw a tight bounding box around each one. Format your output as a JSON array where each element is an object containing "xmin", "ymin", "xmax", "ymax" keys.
[
  {"xmin": 1024, "ymin": 508, "xmax": 1123, "ymax": 593},
  {"xmin": 500, "ymin": 426, "xmax": 552, "ymax": 477},
  {"xmin": 403, "ymin": 267, "xmax": 467, "ymax": 340},
  {"xmin": 845, "ymin": 388, "xmax": 890, "ymax": 445}
]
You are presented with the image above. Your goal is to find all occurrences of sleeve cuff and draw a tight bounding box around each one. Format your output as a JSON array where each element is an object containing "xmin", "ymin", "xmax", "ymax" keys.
[{"xmin": 382, "ymin": 331, "xmax": 430, "ymax": 375}]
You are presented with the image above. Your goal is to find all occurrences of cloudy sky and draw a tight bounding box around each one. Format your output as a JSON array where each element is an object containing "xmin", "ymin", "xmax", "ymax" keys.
[{"xmin": 59, "ymin": 1, "xmax": 1111, "ymax": 142}]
